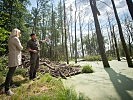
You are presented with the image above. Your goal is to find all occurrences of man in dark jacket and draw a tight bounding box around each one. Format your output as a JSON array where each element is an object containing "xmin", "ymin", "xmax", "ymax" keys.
[{"xmin": 27, "ymin": 33, "xmax": 46, "ymax": 80}]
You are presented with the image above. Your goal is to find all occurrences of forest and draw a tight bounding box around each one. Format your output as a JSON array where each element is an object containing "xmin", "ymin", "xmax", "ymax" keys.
[{"xmin": 0, "ymin": 0, "xmax": 133, "ymax": 99}]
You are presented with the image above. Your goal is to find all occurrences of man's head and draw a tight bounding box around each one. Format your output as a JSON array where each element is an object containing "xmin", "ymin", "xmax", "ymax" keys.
[{"xmin": 30, "ymin": 33, "xmax": 37, "ymax": 40}]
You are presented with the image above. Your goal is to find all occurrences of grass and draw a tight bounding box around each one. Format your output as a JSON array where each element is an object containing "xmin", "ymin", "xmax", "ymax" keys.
[
  {"xmin": 84, "ymin": 55, "xmax": 101, "ymax": 61},
  {"xmin": 0, "ymin": 56, "xmax": 89, "ymax": 100},
  {"xmin": 82, "ymin": 65, "xmax": 94, "ymax": 73},
  {"xmin": 84, "ymin": 55, "xmax": 113, "ymax": 61},
  {"xmin": 0, "ymin": 73, "xmax": 89, "ymax": 100}
]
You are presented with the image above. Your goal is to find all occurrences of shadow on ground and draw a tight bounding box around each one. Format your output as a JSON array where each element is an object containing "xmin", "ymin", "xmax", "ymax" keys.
[{"xmin": 105, "ymin": 68, "xmax": 133, "ymax": 100}]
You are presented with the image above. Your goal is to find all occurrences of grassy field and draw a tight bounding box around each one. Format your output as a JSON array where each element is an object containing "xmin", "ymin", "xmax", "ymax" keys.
[{"xmin": 0, "ymin": 73, "xmax": 89, "ymax": 100}]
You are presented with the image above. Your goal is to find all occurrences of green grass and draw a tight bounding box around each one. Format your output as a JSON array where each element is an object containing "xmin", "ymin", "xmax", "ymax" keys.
[
  {"xmin": 84, "ymin": 55, "xmax": 101, "ymax": 61},
  {"xmin": 84, "ymin": 55, "xmax": 113, "ymax": 61},
  {"xmin": 14, "ymin": 68, "xmax": 27, "ymax": 77},
  {"xmin": 82, "ymin": 65, "xmax": 94, "ymax": 73},
  {"xmin": 0, "ymin": 73, "xmax": 89, "ymax": 100}
]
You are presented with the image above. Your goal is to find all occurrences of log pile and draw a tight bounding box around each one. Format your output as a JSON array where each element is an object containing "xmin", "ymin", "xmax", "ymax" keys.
[
  {"xmin": 21, "ymin": 55, "xmax": 82, "ymax": 79},
  {"xmin": 39, "ymin": 59, "xmax": 82, "ymax": 79}
]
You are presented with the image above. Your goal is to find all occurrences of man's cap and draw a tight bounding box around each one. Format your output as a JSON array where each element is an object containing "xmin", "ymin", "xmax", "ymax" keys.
[{"xmin": 30, "ymin": 33, "xmax": 36, "ymax": 36}]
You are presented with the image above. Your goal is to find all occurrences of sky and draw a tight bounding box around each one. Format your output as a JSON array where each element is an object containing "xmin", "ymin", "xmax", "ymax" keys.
[
  {"xmin": 28, "ymin": 0, "xmax": 131, "ymax": 21},
  {"xmin": 27, "ymin": 0, "xmax": 36, "ymax": 11},
  {"xmin": 65, "ymin": 0, "xmax": 132, "ymax": 35}
]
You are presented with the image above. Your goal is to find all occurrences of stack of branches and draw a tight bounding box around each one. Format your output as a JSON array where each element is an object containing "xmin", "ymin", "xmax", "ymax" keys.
[
  {"xmin": 21, "ymin": 55, "xmax": 82, "ymax": 79},
  {"xmin": 39, "ymin": 59, "xmax": 82, "ymax": 79}
]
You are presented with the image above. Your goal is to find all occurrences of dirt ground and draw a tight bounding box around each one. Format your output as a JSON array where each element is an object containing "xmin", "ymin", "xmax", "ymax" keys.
[{"xmin": 62, "ymin": 60, "xmax": 133, "ymax": 100}]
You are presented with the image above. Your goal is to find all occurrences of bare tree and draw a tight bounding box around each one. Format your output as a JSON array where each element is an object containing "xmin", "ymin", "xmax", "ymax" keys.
[
  {"xmin": 63, "ymin": 0, "xmax": 69, "ymax": 64},
  {"xmin": 106, "ymin": 27, "xmax": 112, "ymax": 56},
  {"xmin": 90, "ymin": 0, "xmax": 110, "ymax": 67},
  {"xmin": 74, "ymin": 0, "xmax": 77, "ymax": 63},
  {"xmin": 78, "ymin": 10, "xmax": 84, "ymax": 58},
  {"xmin": 70, "ymin": 5, "xmax": 74, "ymax": 58},
  {"xmin": 87, "ymin": 21, "xmax": 91, "ymax": 55},
  {"xmin": 126, "ymin": 0, "xmax": 133, "ymax": 20},
  {"xmin": 112, "ymin": 26, "xmax": 121, "ymax": 61},
  {"xmin": 106, "ymin": 12, "xmax": 120, "ymax": 61},
  {"xmin": 111, "ymin": 0, "xmax": 133, "ymax": 67}
]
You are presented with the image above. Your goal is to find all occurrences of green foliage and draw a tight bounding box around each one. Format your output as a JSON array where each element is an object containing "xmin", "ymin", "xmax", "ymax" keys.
[
  {"xmin": 39, "ymin": 73, "xmax": 53, "ymax": 83},
  {"xmin": 0, "ymin": 0, "xmax": 31, "ymax": 51},
  {"xmin": 108, "ymin": 56, "xmax": 113, "ymax": 61},
  {"xmin": 84, "ymin": 55, "xmax": 112, "ymax": 61},
  {"xmin": 14, "ymin": 68, "xmax": 27, "ymax": 77},
  {"xmin": 0, "ymin": 28, "xmax": 10, "ymax": 55},
  {"xmin": 82, "ymin": 65, "xmax": 94, "ymax": 73},
  {"xmin": 0, "ymin": 56, "xmax": 8, "ymax": 71},
  {"xmin": 84, "ymin": 55, "xmax": 102, "ymax": 61},
  {"xmin": 0, "ymin": 72, "xmax": 5, "ymax": 84},
  {"xmin": 55, "ymin": 88, "xmax": 89, "ymax": 100}
]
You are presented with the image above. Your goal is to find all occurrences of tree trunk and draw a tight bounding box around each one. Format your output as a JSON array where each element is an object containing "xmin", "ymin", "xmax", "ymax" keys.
[
  {"xmin": 79, "ymin": 11, "xmax": 84, "ymax": 58},
  {"xmin": 70, "ymin": 5, "xmax": 74, "ymax": 59},
  {"xmin": 129, "ymin": 35, "xmax": 132, "ymax": 57},
  {"xmin": 88, "ymin": 22, "xmax": 91, "ymax": 55},
  {"xmin": 111, "ymin": 0, "xmax": 133, "ymax": 67},
  {"xmin": 126, "ymin": 0, "xmax": 133, "ymax": 20},
  {"xmin": 60, "ymin": 0, "xmax": 65, "ymax": 58},
  {"xmin": 90, "ymin": 0, "xmax": 110, "ymax": 67},
  {"xmin": 63, "ymin": 0, "xmax": 69, "ymax": 64},
  {"xmin": 112, "ymin": 26, "xmax": 121, "ymax": 61},
  {"xmin": 74, "ymin": 0, "xmax": 77, "ymax": 63},
  {"xmin": 106, "ymin": 12, "xmax": 116, "ymax": 57},
  {"xmin": 106, "ymin": 27, "xmax": 112, "ymax": 57}
]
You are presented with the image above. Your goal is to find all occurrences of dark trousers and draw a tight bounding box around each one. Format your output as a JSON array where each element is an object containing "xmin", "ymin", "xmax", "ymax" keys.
[
  {"xmin": 5, "ymin": 67, "xmax": 16, "ymax": 91},
  {"xmin": 29, "ymin": 53, "xmax": 39, "ymax": 80}
]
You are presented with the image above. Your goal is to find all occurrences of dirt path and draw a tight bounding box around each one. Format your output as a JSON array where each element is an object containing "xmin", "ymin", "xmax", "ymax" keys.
[{"xmin": 62, "ymin": 60, "xmax": 133, "ymax": 100}]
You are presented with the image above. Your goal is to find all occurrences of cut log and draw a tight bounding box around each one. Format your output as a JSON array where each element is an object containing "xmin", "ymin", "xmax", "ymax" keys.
[{"xmin": 42, "ymin": 62, "xmax": 55, "ymax": 70}]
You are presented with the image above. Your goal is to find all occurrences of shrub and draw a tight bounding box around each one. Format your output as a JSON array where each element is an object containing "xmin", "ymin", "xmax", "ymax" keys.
[
  {"xmin": 82, "ymin": 65, "xmax": 94, "ymax": 73},
  {"xmin": 0, "ymin": 56, "xmax": 8, "ymax": 71},
  {"xmin": 84, "ymin": 55, "xmax": 113, "ymax": 61},
  {"xmin": 0, "ymin": 72, "xmax": 5, "ymax": 84},
  {"xmin": 14, "ymin": 68, "xmax": 27, "ymax": 77},
  {"xmin": 84, "ymin": 55, "xmax": 101, "ymax": 61},
  {"xmin": 108, "ymin": 56, "xmax": 113, "ymax": 61}
]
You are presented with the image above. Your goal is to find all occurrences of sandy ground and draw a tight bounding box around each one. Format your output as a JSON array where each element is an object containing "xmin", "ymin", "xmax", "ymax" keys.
[{"xmin": 62, "ymin": 60, "xmax": 133, "ymax": 100}]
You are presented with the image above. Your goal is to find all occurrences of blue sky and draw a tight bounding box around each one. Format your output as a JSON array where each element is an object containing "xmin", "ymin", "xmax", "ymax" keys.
[
  {"xmin": 27, "ymin": 0, "xmax": 36, "ymax": 11},
  {"xmin": 27, "ymin": 0, "xmax": 58, "ymax": 11}
]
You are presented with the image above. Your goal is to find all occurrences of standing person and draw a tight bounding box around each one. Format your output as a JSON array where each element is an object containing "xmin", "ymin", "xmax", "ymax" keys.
[
  {"xmin": 4, "ymin": 28, "xmax": 23, "ymax": 95},
  {"xmin": 27, "ymin": 33, "xmax": 47, "ymax": 80}
]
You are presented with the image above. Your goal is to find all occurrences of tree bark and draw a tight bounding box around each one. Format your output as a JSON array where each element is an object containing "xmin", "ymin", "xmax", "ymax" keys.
[
  {"xmin": 74, "ymin": 0, "xmax": 77, "ymax": 63},
  {"xmin": 112, "ymin": 26, "xmax": 121, "ymax": 61},
  {"xmin": 88, "ymin": 22, "xmax": 91, "ymax": 55},
  {"xmin": 63, "ymin": 0, "xmax": 69, "ymax": 64},
  {"xmin": 70, "ymin": 5, "xmax": 74, "ymax": 59},
  {"xmin": 79, "ymin": 11, "xmax": 84, "ymax": 58},
  {"xmin": 90, "ymin": 0, "xmax": 110, "ymax": 67}
]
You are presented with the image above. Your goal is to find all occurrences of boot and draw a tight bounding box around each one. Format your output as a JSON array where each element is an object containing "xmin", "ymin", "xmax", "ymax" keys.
[{"xmin": 5, "ymin": 89, "xmax": 14, "ymax": 96}]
